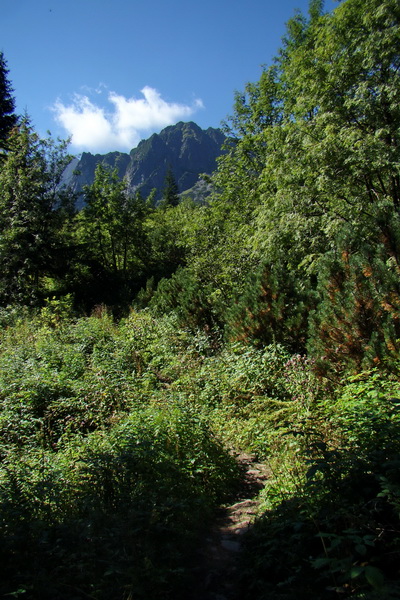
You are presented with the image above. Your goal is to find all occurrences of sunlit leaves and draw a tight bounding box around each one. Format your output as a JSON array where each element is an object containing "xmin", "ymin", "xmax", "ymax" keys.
[{"xmin": 0, "ymin": 119, "xmax": 74, "ymax": 305}]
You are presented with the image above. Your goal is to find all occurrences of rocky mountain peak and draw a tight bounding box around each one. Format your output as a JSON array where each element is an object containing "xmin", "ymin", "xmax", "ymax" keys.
[{"xmin": 64, "ymin": 121, "xmax": 225, "ymax": 204}]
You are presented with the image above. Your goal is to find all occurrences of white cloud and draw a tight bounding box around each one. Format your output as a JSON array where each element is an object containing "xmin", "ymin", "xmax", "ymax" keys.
[{"xmin": 52, "ymin": 87, "xmax": 204, "ymax": 152}]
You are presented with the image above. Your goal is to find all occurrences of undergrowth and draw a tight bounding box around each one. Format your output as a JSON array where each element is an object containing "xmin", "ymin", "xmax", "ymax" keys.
[{"xmin": 0, "ymin": 306, "xmax": 399, "ymax": 598}]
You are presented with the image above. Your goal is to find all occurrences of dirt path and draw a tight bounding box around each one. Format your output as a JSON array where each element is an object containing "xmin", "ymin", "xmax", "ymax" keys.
[{"xmin": 190, "ymin": 452, "xmax": 270, "ymax": 600}]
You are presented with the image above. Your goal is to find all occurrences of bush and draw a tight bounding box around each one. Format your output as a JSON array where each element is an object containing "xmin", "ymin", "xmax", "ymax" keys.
[
  {"xmin": 238, "ymin": 369, "xmax": 400, "ymax": 599},
  {"xmin": 0, "ymin": 405, "xmax": 239, "ymax": 599}
]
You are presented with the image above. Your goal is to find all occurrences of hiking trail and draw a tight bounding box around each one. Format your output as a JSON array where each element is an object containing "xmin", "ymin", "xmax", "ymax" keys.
[{"xmin": 190, "ymin": 451, "xmax": 270, "ymax": 600}]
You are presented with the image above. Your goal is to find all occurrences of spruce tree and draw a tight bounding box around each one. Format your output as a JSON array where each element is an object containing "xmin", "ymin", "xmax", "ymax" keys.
[
  {"xmin": 0, "ymin": 52, "xmax": 18, "ymax": 153},
  {"xmin": 160, "ymin": 167, "xmax": 179, "ymax": 207}
]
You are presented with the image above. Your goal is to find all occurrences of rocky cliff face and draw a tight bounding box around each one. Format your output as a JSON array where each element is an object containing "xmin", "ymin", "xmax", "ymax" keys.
[{"xmin": 64, "ymin": 122, "xmax": 225, "ymax": 204}]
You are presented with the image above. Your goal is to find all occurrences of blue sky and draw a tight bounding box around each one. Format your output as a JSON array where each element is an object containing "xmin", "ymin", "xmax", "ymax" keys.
[{"xmin": 1, "ymin": 0, "xmax": 336, "ymax": 153}]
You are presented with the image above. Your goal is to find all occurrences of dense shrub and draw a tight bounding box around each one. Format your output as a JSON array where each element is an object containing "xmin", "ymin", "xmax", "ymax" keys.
[
  {"xmin": 238, "ymin": 370, "xmax": 400, "ymax": 599},
  {"xmin": 1, "ymin": 308, "xmax": 400, "ymax": 599},
  {"xmin": 0, "ymin": 404, "xmax": 239, "ymax": 599}
]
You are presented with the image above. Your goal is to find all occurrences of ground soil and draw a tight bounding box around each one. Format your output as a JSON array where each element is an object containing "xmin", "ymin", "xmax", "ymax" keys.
[{"xmin": 189, "ymin": 452, "xmax": 270, "ymax": 600}]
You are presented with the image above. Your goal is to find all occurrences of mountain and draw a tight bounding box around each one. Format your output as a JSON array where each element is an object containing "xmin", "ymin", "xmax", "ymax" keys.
[{"xmin": 64, "ymin": 122, "xmax": 225, "ymax": 204}]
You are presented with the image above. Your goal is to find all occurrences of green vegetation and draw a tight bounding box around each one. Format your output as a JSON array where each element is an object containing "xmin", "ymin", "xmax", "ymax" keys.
[
  {"xmin": 0, "ymin": 309, "xmax": 240, "ymax": 599},
  {"xmin": 0, "ymin": 0, "xmax": 400, "ymax": 597},
  {"xmin": 0, "ymin": 51, "xmax": 17, "ymax": 154}
]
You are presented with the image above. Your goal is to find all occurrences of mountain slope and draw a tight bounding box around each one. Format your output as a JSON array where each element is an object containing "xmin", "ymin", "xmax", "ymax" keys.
[{"xmin": 64, "ymin": 121, "xmax": 225, "ymax": 203}]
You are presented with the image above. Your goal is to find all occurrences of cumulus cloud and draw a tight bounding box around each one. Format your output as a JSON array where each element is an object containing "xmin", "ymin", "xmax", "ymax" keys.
[{"xmin": 52, "ymin": 87, "xmax": 204, "ymax": 152}]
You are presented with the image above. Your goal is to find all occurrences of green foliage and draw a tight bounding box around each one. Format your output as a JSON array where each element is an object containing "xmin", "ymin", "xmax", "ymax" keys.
[
  {"xmin": 199, "ymin": 0, "xmax": 400, "ymax": 370},
  {"xmin": 0, "ymin": 119, "xmax": 74, "ymax": 306},
  {"xmin": 75, "ymin": 164, "xmax": 152, "ymax": 308},
  {"xmin": 149, "ymin": 266, "xmax": 224, "ymax": 335},
  {"xmin": 174, "ymin": 342, "xmax": 327, "ymax": 459},
  {"xmin": 1, "ymin": 2, "xmax": 400, "ymax": 598},
  {"xmin": 143, "ymin": 199, "xmax": 195, "ymax": 283},
  {"xmin": 0, "ymin": 310, "xmax": 240, "ymax": 599},
  {"xmin": 308, "ymin": 229, "xmax": 400, "ymax": 377},
  {"xmin": 0, "ymin": 406, "xmax": 238, "ymax": 599},
  {"xmin": 160, "ymin": 166, "xmax": 180, "ymax": 208},
  {"xmin": 226, "ymin": 262, "xmax": 313, "ymax": 352},
  {"xmin": 39, "ymin": 294, "xmax": 75, "ymax": 327},
  {"xmin": 0, "ymin": 51, "xmax": 18, "ymax": 153},
  {"xmin": 238, "ymin": 369, "xmax": 400, "ymax": 599},
  {"xmin": 0, "ymin": 305, "xmax": 400, "ymax": 599}
]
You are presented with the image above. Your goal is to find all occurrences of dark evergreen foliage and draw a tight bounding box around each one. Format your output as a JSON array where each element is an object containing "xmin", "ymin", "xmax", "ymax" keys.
[
  {"xmin": 149, "ymin": 266, "xmax": 223, "ymax": 334},
  {"xmin": 226, "ymin": 263, "xmax": 312, "ymax": 353},
  {"xmin": 0, "ymin": 119, "xmax": 73, "ymax": 305},
  {"xmin": 160, "ymin": 166, "xmax": 180, "ymax": 207},
  {"xmin": 308, "ymin": 231, "xmax": 400, "ymax": 378},
  {"xmin": 0, "ymin": 52, "xmax": 18, "ymax": 153}
]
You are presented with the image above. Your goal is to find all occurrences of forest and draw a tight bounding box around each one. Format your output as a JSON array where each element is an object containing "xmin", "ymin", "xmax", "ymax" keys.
[{"xmin": 0, "ymin": 0, "xmax": 400, "ymax": 598}]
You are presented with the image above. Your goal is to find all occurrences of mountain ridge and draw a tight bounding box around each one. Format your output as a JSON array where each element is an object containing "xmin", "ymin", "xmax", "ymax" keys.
[{"xmin": 64, "ymin": 121, "xmax": 225, "ymax": 203}]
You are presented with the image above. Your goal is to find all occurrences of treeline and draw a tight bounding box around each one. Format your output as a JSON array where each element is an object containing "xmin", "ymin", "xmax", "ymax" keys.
[{"xmin": 0, "ymin": 114, "xmax": 194, "ymax": 311}]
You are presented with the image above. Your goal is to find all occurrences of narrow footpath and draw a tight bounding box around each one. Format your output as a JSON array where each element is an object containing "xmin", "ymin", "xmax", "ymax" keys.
[{"xmin": 190, "ymin": 452, "xmax": 270, "ymax": 600}]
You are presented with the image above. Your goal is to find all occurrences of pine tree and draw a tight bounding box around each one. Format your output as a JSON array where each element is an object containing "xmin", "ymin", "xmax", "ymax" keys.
[
  {"xmin": 226, "ymin": 262, "xmax": 311, "ymax": 352},
  {"xmin": 308, "ymin": 223, "xmax": 400, "ymax": 378},
  {"xmin": 0, "ymin": 52, "xmax": 18, "ymax": 153}
]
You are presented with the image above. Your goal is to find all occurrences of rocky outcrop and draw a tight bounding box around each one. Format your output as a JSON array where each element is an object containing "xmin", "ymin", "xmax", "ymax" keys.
[{"xmin": 64, "ymin": 121, "xmax": 225, "ymax": 204}]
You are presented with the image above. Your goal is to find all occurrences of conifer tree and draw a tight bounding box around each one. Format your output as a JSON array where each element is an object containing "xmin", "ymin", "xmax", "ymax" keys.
[
  {"xmin": 0, "ymin": 119, "xmax": 73, "ymax": 305},
  {"xmin": 308, "ymin": 223, "xmax": 400, "ymax": 377},
  {"xmin": 160, "ymin": 167, "xmax": 179, "ymax": 207},
  {"xmin": 0, "ymin": 52, "xmax": 18, "ymax": 153},
  {"xmin": 226, "ymin": 262, "xmax": 311, "ymax": 352}
]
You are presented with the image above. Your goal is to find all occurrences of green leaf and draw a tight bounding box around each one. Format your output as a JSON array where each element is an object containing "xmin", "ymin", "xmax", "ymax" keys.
[
  {"xmin": 311, "ymin": 557, "xmax": 331, "ymax": 569},
  {"xmin": 350, "ymin": 566, "xmax": 364, "ymax": 579},
  {"xmin": 365, "ymin": 566, "xmax": 384, "ymax": 589}
]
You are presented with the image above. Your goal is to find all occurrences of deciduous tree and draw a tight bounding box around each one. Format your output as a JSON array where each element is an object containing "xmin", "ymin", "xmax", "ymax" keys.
[{"xmin": 79, "ymin": 164, "xmax": 151, "ymax": 305}]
